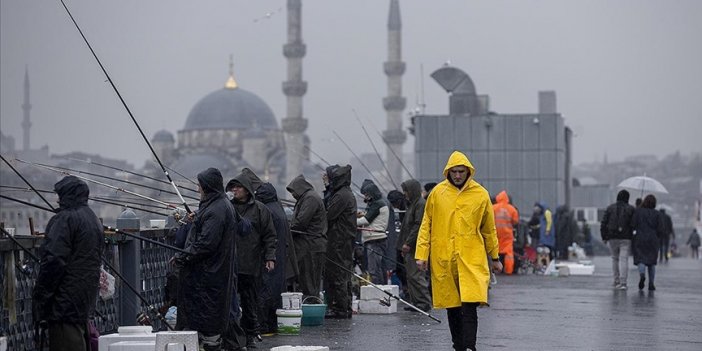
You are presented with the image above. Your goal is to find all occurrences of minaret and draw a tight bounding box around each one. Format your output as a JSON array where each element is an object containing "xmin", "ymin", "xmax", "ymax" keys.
[
  {"xmin": 282, "ymin": 0, "xmax": 308, "ymax": 183},
  {"xmin": 22, "ymin": 66, "xmax": 32, "ymax": 151},
  {"xmin": 383, "ymin": 0, "xmax": 407, "ymax": 185}
]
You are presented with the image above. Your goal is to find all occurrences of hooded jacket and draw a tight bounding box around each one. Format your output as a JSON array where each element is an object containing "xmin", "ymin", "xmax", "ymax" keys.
[
  {"xmin": 535, "ymin": 202, "xmax": 555, "ymax": 247},
  {"xmin": 325, "ymin": 165, "xmax": 357, "ymax": 247},
  {"xmin": 32, "ymin": 176, "xmax": 104, "ymax": 324},
  {"xmin": 631, "ymin": 207, "xmax": 664, "ymax": 265},
  {"xmin": 398, "ymin": 179, "xmax": 425, "ymax": 251},
  {"xmin": 227, "ymin": 173, "xmax": 277, "ymax": 276},
  {"xmin": 600, "ymin": 191, "xmax": 635, "ymax": 241},
  {"xmin": 415, "ymin": 151, "xmax": 499, "ymax": 308},
  {"xmin": 256, "ymin": 182, "xmax": 297, "ymax": 279},
  {"xmin": 357, "ymin": 182, "xmax": 388, "ymax": 243},
  {"xmin": 287, "ymin": 175, "xmax": 328, "ymax": 253},
  {"xmin": 177, "ymin": 168, "xmax": 237, "ymax": 334},
  {"xmin": 493, "ymin": 190, "xmax": 519, "ymax": 254}
]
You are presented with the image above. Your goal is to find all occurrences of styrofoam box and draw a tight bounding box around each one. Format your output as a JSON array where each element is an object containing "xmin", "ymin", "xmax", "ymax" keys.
[
  {"xmin": 568, "ymin": 264, "xmax": 595, "ymax": 275},
  {"xmin": 99, "ymin": 332, "xmax": 156, "ymax": 351},
  {"xmin": 359, "ymin": 299, "xmax": 397, "ymax": 314},
  {"xmin": 359, "ymin": 285, "xmax": 399, "ymax": 301},
  {"xmin": 108, "ymin": 341, "xmax": 154, "ymax": 351},
  {"xmin": 271, "ymin": 346, "xmax": 330, "ymax": 351}
]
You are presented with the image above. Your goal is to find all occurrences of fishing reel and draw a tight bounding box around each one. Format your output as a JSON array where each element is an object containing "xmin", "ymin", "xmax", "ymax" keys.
[
  {"xmin": 379, "ymin": 296, "xmax": 392, "ymax": 307},
  {"xmin": 15, "ymin": 258, "xmax": 34, "ymax": 276},
  {"xmin": 136, "ymin": 311, "xmax": 152, "ymax": 326}
]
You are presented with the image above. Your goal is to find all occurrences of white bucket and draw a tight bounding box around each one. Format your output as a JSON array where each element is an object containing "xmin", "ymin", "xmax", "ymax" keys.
[
  {"xmin": 281, "ymin": 292, "xmax": 303, "ymax": 310},
  {"xmin": 276, "ymin": 309, "xmax": 302, "ymax": 335}
]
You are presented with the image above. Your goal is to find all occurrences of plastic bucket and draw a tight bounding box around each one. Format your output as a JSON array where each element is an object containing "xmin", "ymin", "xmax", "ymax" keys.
[
  {"xmin": 276, "ymin": 309, "xmax": 302, "ymax": 335},
  {"xmin": 281, "ymin": 292, "xmax": 303, "ymax": 310},
  {"xmin": 301, "ymin": 296, "xmax": 327, "ymax": 326}
]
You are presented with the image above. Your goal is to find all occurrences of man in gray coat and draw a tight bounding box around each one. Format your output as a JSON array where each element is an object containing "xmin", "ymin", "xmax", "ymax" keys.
[{"xmin": 287, "ymin": 174, "xmax": 328, "ymax": 300}]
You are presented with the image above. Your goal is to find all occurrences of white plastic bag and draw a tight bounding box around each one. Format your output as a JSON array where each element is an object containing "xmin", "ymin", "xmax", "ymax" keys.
[{"xmin": 99, "ymin": 267, "xmax": 116, "ymax": 299}]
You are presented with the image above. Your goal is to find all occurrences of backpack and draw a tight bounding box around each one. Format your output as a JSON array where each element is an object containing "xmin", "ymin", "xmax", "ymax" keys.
[{"xmin": 606, "ymin": 203, "xmax": 630, "ymax": 236}]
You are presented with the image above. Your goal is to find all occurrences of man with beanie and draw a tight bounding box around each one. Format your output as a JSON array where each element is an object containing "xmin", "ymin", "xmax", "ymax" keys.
[
  {"xmin": 416, "ymin": 151, "xmax": 502, "ymax": 351},
  {"xmin": 600, "ymin": 189, "xmax": 635, "ymax": 290},
  {"xmin": 226, "ymin": 173, "xmax": 277, "ymax": 348},
  {"xmin": 174, "ymin": 168, "xmax": 238, "ymax": 350},
  {"xmin": 32, "ymin": 176, "xmax": 104, "ymax": 351}
]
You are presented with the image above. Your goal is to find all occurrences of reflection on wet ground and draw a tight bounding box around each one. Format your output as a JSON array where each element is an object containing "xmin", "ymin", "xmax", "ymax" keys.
[{"xmin": 265, "ymin": 256, "xmax": 702, "ymax": 350}]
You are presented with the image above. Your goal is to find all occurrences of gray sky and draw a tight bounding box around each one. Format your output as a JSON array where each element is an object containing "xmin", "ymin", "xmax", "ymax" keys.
[{"xmin": 1, "ymin": 0, "xmax": 701, "ymax": 169}]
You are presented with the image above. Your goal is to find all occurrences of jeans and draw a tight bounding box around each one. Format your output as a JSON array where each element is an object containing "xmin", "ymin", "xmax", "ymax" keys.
[
  {"xmin": 365, "ymin": 239, "xmax": 387, "ymax": 285},
  {"xmin": 609, "ymin": 239, "xmax": 630, "ymax": 286},
  {"xmin": 638, "ymin": 263, "xmax": 655, "ymax": 284}
]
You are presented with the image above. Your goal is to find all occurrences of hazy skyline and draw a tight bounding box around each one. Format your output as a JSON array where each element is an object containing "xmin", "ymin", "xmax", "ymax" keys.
[{"xmin": 2, "ymin": 0, "xmax": 701, "ymax": 170}]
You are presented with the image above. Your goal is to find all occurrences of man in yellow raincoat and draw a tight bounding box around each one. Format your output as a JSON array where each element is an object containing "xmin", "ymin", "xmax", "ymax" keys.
[{"xmin": 416, "ymin": 151, "xmax": 502, "ymax": 351}]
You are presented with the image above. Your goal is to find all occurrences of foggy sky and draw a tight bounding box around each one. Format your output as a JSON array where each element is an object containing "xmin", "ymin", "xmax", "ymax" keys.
[{"xmin": 1, "ymin": 0, "xmax": 701, "ymax": 170}]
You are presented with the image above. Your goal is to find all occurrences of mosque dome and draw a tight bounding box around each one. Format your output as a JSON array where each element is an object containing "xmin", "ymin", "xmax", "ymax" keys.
[
  {"xmin": 152, "ymin": 129, "xmax": 175, "ymax": 143},
  {"xmin": 182, "ymin": 79, "xmax": 278, "ymax": 132}
]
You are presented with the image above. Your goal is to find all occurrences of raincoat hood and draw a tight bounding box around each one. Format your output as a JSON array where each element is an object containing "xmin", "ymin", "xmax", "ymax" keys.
[
  {"xmin": 256, "ymin": 183, "xmax": 279, "ymax": 204},
  {"xmin": 442, "ymin": 151, "xmax": 476, "ymax": 189},
  {"xmin": 241, "ymin": 167, "xmax": 263, "ymax": 192},
  {"xmin": 287, "ymin": 174, "xmax": 314, "ymax": 200},
  {"xmin": 197, "ymin": 168, "xmax": 224, "ymax": 195},
  {"xmin": 496, "ymin": 190, "xmax": 510, "ymax": 205},
  {"xmin": 361, "ymin": 181, "xmax": 383, "ymax": 202},
  {"xmin": 55, "ymin": 175, "xmax": 90, "ymax": 209},
  {"xmin": 401, "ymin": 179, "xmax": 422, "ymax": 204},
  {"xmin": 226, "ymin": 173, "xmax": 255, "ymax": 203},
  {"xmin": 328, "ymin": 164, "xmax": 352, "ymax": 191}
]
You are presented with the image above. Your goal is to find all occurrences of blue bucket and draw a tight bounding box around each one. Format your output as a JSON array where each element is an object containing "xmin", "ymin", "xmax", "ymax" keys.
[{"xmin": 301, "ymin": 296, "xmax": 326, "ymax": 326}]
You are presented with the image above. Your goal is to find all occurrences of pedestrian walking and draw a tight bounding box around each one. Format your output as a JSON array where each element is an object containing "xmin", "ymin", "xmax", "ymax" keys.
[
  {"xmin": 398, "ymin": 179, "xmax": 432, "ymax": 312},
  {"xmin": 658, "ymin": 209, "xmax": 675, "ymax": 263},
  {"xmin": 323, "ymin": 164, "xmax": 357, "ymax": 319},
  {"xmin": 632, "ymin": 195, "xmax": 664, "ymax": 291},
  {"xmin": 32, "ymin": 176, "xmax": 104, "ymax": 351},
  {"xmin": 493, "ymin": 190, "xmax": 519, "ymax": 274},
  {"xmin": 686, "ymin": 228, "xmax": 700, "ymax": 259},
  {"xmin": 415, "ymin": 151, "xmax": 502, "ymax": 351},
  {"xmin": 175, "ymin": 168, "xmax": 238, "ymax": 351},
  {"xmin": 287, "ymin": 174, "xmax": 328, "ymax": 300},
  {"xmin": 357, "ymin": 181, "xmax": 390, "ymax": 285},
  {"xmin": 226, "ymin": 173, "xmax": 277, "ymax": 348},
  {"xmin": 600, "ymin": 190, "xmax": 635, "ymax": 289}
]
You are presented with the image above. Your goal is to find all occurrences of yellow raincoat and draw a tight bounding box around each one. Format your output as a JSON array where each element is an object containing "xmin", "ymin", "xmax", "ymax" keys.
[{"xmin": 415, "ymin": 151, "xmax": 499, "ymax": 308}]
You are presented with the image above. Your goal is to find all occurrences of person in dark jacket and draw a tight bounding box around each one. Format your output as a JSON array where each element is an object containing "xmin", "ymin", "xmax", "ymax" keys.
[
  {"xmin": 287, "ymin": 174, "xmax": 328, "ymax": 300},
  {"xmin": 687, "ymin": 229, "xmax": 700, "ymax": 259},
  {"xmin": 226, "ymin": 173, "xmax": 277, "ymax": 348},
  {"xmin": 174, "ymin": 168, "xmax": 238, "ymax": 350},
  {"xmin": 32, "ymin": 176, "xmax": 104, "ymax": 351},
  {"xmin": 387, "ymin": 190, "xmax": 407, "ymax": 293},
  {"xmin": 323, "ymin": 164, "xmax": 357, "ymax": 319},
  {"xmin": 555, "ymin": 205, "xmax": 578, "ymax": 260},
  {"xmin": 632, "ymin": 194, "xmax": 664, "ymax": 291},
  {"xmin": 658, "ymin": 209, "xmax": 675, "ymax": 263},
  {"xmin": 600, "ymin": 189, "xmax": 635, "ymax": 289},
  {"xmin": 398, "ymin": 179, "xmax": 432, "ymax": 312}
]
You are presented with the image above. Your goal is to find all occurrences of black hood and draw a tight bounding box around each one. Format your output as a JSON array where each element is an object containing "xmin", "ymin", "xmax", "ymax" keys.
[
  {"xmin": 361, "ymin": 181, "xmax": 382, "ymax": 202},
  {"xmin": 287, "ymin": 174, "xmax": 313, "ymax": 200},
  {"xmin": 226, "ymin": 172, "xmax": 255, "ymax": 202},
  {"xmin": 401, "ymin": 179, "xmax": 422, "ymax": 204},
  {"xmin": 241, "ymin": 167, "xmax": 263, "ymax": 192},
  {"xmin": 55, "ymin": 175, "xmax": 89, "ymax": 209},
  {"xmin": 616, "ymin": 190, "xmax": 630, "ymax": 203},
  {"xmin": 328, "ymin": 164, "xmax": 352, "ymax": 191},
  {"xmin": 256, "ymin": 183, "xmax": 278, "ymax": 204},
  {"xmin": 387, "ymin": 190, "xmax": 406, "ymax": 209},
  {"xmin": 197, "ymin": 168, "xmax": 224, "ymax": 195}
]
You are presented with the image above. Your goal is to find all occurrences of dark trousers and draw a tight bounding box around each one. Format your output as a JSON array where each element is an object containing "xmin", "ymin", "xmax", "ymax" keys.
[
  {"xmin": 324, "ymin": 238, "xmax": 354, "ymax": 314},
  {"xmin": 447, "ymin": 303, "xmax": 479, "ymax": 351},
  {"xmin": 238, "ymin": 273, "xmax": 260, "ymax": 337},
  {"xmin": 297, "ymin": 251, "xmax": 326, "ymax": 299},
  {"xmin": 48, "ymin": 321, "xmax": 87, "ymax": 351}
]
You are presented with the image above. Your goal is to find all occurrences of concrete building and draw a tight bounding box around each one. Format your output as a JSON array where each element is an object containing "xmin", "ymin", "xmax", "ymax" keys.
[{"xmin": 411, "ymin": 65, "xmax": 572, "ymax": 214}]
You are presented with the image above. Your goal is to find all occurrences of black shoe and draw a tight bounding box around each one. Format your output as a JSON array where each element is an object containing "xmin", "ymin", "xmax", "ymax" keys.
[
  {"xmin": 246, "ymin": 336, "xmax": 257, "ymax": 349},
  {"xmin": 638, "ymin": 275, "xmax": 645, "ymax": 290},
  {"xmin": 324, "ymin": 310, "xmax": 351, "ymax": 319},
  {"xmin": 648, "ymin": 283, "xmax": 656, "ymax": 291}
]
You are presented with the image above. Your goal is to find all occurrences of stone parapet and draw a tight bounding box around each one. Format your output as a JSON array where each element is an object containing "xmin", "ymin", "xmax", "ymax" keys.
[
  {"xmin": 384, "ymin": 61, "xmax": 406, "ymax": 76},
  {"xmin": 283, "ymin": 42, "xmax": 306, "ymax": 58},
  {"xmin": 383, "ymin": 96, "xmax": 407, "ymax": 111},
  {"xmin": 282, "ymin": 117, "xmax": 308, "ymax": 134},
  {"xmin": 382, "ymin": 129, "xmax": 407, "ymax": 145},
  {"xmin": 282, "ymin": 81, "xmax": 308, "ymax": 97}
]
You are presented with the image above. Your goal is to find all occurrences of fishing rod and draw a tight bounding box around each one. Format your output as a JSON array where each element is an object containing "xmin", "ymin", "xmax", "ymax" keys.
[
  {"xmin": 1, "ymin": 154, "xmax": 56, "ymax": 210},
  {"xmin": 90, "ymin": 198, "xmax": 170, "ymax": 217},
  {"xmin": 1, "ymin": 193, "xmax": 189, "ymax": 255},
  {"xmin": 352, "ymin": 110, "xmax": 398, "ymax": 189},
  {"xmin": 0, "ymin": 227, "xmax": 39, "ymax": 263},
  {"xmin": 0, "ymin": 185, "xmax": 173, "ymax": 213},
  {"xmin": 350, "ymin": 111, "xmax": 414, "ymax": 179},
  {"xmin": 165, "ymin": 165, "xmax": 198, "ymax": 186},
  {"xmin": 29, "ymin": 161, "xmax": 200, "ymax": 201},
  {"xmin": 17, "ymin": 158, "xmax": 187, "ymax": 212},
  {"xmin": 325, "ymin": 257, "xmax": 440, "ymax": 323},
  {"xmin": 63, "ymin": 156, "xmax": 199, "ymax": 194},
  {"xmin": 58, "ymin": 0, "xmax": 193, "ymax": 215},
  {"xmin": 291, "ymin": 141, "xmax": 365, "ymax": 193},
  {"xmin": 332, "ymin": 130, "xmax": 391, "ymax": 193}
]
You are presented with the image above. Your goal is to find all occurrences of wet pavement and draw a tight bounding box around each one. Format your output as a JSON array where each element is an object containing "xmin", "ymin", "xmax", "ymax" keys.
[{"xmin": 262, "ymin": 256, "xmax": 702, "ymax": 350}]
